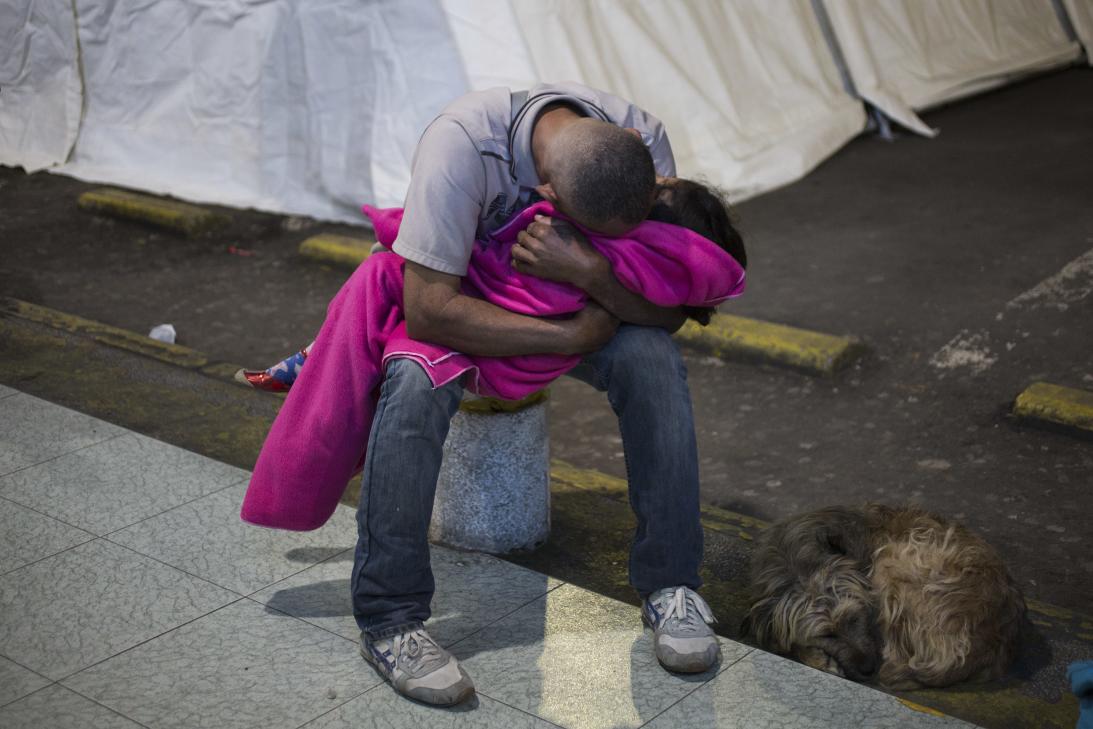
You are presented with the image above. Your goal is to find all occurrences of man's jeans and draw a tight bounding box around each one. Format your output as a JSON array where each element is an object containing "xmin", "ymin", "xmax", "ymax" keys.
[{"xmin": 351, "ymin": 324, "xmax": 704, "ymax": 639}]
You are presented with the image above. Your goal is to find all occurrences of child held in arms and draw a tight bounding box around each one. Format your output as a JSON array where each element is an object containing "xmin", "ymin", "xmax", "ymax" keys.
[{"xmin": 237, "ymin": 178, "xmax": 747, "ymax": 393}]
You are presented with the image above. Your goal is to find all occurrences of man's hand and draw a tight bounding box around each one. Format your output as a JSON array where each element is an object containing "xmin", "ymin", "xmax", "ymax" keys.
[
  {"xmin": 513, "ymin": 215, "xmax": 688, "ymax": 333},
  {"xmin": 512, "ymin": 215, "xmax": 609, "ymax": 289},
  {"xmin": 563, "ymin": 302, "xmax": 619, "ymax": 354}
]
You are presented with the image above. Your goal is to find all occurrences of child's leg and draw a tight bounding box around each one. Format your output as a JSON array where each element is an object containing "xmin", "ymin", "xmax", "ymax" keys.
[
  {"xmin": 236, "ymin": 341, "xmax": 315, "ymax": 392},
  {"xmin": 242, "ymin": 252, "xmax": 408, "ymax": 530}
]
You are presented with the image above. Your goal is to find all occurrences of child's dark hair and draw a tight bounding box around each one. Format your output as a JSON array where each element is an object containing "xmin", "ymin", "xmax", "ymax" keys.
[{"xmin": 646, "ymin": 179, "xmax": 746, "ymax": 326}]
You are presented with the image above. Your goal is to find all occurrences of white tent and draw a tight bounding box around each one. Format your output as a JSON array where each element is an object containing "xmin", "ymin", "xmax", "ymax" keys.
[
  {"xmin": 444, "ymin": 0, "xmax": 866, "ymax": 202},
  {"xmin": 822, "ymin": 0, "xmax": 1083, "ymax": 136},
  {"xmin": 0, "ymin": 0, "xmax": 81, "ymax": 171},
  {"xmin": 1063, "ymin": 0, "xmax": 1093, "ymax": 64},
  {"xmin": 47, "ymin": 0, "xmax": 471, "ymax": 223},
  {"xmin": 0, "ymin": 0, "xmax": 1087, "ymax": 223}
]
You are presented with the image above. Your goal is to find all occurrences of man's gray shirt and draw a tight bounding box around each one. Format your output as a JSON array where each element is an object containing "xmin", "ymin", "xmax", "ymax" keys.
[{"xmin": 391, "ymin": 81, "xmax": 676, "ymax": 277}]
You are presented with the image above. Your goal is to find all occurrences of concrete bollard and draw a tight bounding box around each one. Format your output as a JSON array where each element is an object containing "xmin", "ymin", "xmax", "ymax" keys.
[{"xmin": 429, "ymin": 391, "xmax": 550, "ymax": 554}]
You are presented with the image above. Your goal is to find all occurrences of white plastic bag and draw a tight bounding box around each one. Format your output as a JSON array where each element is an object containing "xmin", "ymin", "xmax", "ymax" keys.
[{"xmin": 148, "ymin": 324, "xmax": 177, "ymax": 344}]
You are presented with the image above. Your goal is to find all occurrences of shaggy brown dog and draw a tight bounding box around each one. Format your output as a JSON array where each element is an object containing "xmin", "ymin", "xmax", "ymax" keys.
[{"xmin": 744, "ymin": 504, "xmax": 1026, "ymax": 689}]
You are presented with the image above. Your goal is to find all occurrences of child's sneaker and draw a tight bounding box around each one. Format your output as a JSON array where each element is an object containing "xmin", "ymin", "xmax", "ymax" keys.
[
  {"xmin": 360, "ymin": 627, "xmax": 475, "ymax": 706},
  {"xmin": 234, "ymin": 347, "xmax": 310, "ymax": 392},
  {"xmin": 642, "ymin": 586, "xmax": 721, "ymax": 673},
  {"xmin": 234, "ymin": 368, "xmax": 292, "ymax": 392}
]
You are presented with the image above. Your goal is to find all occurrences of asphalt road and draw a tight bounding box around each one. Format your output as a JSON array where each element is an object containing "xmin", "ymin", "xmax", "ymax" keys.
[{"xmin": 1, "ymin": 68, "xmax": 1091, "ymax": 614}]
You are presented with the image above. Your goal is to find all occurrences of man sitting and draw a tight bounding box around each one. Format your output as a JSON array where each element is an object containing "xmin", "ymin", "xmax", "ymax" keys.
[{"xmin": 354, "ymin": 81, "xmax": 720, "ymax": 706}]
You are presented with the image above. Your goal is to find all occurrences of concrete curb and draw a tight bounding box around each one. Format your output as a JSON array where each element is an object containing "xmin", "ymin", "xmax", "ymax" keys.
[
  {"xmin": 298, "ymin": 234, "xmax": 375, "ymax": 268},
  {"xmin": 77, "ymin": 188, "xmax": 230, "ymax": 236},
  {"xmin": 550, "ymin": 457, "xmax": 1092, "ymax": 622},
  {"xmin": 0, "ymin": 298, "xmax": 245, "ymax": 385},
  {"xmin": 461, "ymin": 390, "xmax": 549, "ymax": 414},
  {"xmin": 1, "ymin": 298, "xmax": 543, "ymax": 411},
  {"xmin": 676, "ymin": 313, "xmax": 867, "ymax": 376},
  {"xmin": 549, "ymin": 459, "xmax": 768, "ymax": 542},
  {"xmin": 1013, "ymin": 381, "xmax": 1093, "ymax": 434},
  {"xmin": 28, "ymin": 298, "xmax": 823, "ymax": 418}
]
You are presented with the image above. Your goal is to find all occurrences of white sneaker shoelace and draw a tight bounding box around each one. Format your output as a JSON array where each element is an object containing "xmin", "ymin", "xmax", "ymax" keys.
[
  {"xmin": 654, "ymin": 587, "xmax": 717, "ymax": 635},
  {"xmin": 394, "ymin": 629, "xmax": 448, "ymax": 677}
]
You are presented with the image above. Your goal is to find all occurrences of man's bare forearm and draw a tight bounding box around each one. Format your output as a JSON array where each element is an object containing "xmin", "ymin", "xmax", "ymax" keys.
[
  {"xmin": 413, "ymin": 292, "xmax": 571, "ymax": 356},
  {"xmin": 403, "ymin": 261, "xmax": 617, "ymax": 357},
  {"xmin": 578, "ymin": 261, "xmax": 688, "ymax": 332}
]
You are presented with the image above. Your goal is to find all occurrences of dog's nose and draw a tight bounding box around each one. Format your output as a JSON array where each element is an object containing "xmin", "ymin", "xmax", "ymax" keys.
[{"xmin": 857, "ymin": 657, "xmax": 879, "ymax": 678}]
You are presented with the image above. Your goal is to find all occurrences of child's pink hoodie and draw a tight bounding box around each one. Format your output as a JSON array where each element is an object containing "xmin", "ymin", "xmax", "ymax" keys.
[{"xmin": 241, "ymin": 202, "xmax": 744, "ymax": 531}]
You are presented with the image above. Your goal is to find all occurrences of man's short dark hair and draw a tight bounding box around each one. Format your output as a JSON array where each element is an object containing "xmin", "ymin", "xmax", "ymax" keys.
[{"xmin": 549, "ymin": 121, "xmax": 656, "ymax": 231}]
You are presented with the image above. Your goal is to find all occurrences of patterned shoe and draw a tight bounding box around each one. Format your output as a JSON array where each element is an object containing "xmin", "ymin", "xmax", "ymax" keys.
[
  {"xmin": 234, "ymin": 368, "xmax": 292, "ymax": 392},
  {"xmin": 361, "ymin": 627, "xmax": 475, "ymax": 706},
  {"xmin": 642, "ymin": 586, "xmax": 721, "ymax": 673},
  {"xmin": 234, "ymin": 346, "xmax": 311, "ymax": 392}
]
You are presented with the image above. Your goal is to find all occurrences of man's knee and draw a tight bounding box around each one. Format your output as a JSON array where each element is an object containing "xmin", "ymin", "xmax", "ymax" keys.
[
  {"xmin": 382, "ymin": 358, "xmax": 463, "ymax": 414},
  {"xmin": 600, "ymin": 326, "xmax": 686, "ymax": 387},
  {"xmin": 611, "ymin": 325, "xmax": 683, "ymax": 366}
]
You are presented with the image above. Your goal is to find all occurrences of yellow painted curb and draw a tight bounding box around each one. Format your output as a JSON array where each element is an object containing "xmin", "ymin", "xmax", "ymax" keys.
[
  {"xmin": 298, "ymin": 234, "xmax": 376, "ymax": 268},
  {"xmin": 674, "ymin": 313, "xmax": 866, "ymax": 376},
  {"xmin": 200, "ymin": 362, "xmax": 253, "ymax": 382},
  {"xmin": 77, "ymin": 188, "xmax": 229, "ymax": 236},
  {"xmin": 549, "ymin": 459, "xmax": 769, "ymax": 542},
  {"xmin": 1013, "ymin": 382, "xmax": 1093, "ymax": 433},
  {"xmin": 0, "ymin": 298, "xmax": 247, "ymax": 380},
  {"xmin": 293, "ymin": 237, "xmax": 864, "ymax": 377},
  {"xmin": 896, "ymin": 698, "xmax": 948, "ymax": 718},
  {"xmin": 460, "ymin": 390, "xmax": 549, "ymax": 414}
]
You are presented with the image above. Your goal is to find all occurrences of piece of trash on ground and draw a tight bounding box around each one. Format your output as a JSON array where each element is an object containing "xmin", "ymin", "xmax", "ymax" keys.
[
  {"xmin": 228, "ymin": 245, "xmax": 256, "ymax": 257},
  {"xmin": 148, "ymin": 324, "xmax": 177, "ymax": 344}
]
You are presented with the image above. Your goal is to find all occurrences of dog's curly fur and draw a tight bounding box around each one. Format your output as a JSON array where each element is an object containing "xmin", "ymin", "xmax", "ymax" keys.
[{"xmin": 744, "ymin": 504, "xmax": 1026, "ymax": 689}]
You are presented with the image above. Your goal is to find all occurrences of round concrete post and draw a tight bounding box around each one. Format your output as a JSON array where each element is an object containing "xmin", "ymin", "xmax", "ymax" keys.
[{"xmin": 430, "ymin": 391, "xmax": 550, "ymax": 554}]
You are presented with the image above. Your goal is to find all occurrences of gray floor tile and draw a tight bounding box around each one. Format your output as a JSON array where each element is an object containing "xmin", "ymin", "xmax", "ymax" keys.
[
  {"xmin": 0, "ymin": 684, "xmax": 143, "ymax": 728},
  {"xmin": 0, "ymin": 384, "xmax": 17, "ymax": 398},
  {"xmin": 0, "ymin": 539, "xmax": 236, "ymax": 679},
  {"xmin": 0, "ymin": 656, "xmax": 51, "ymax": 707},
  {"xmin": 450, "ymin": 583, "xmax": 749, "ymax": 729},
  {"xmin": 0, "ymin": 432, "xmax": 248, "ymax": 535},
  {"xmin": 109, "ymin": 483, "xmax": 357, "ymax": 595},
  {"xmin": 302, "ymin": 686, "xmax": 556, "ymax": 728},
  {"xmin": 0, "ymin": 394, "xmax": 124, "ymax": 476},
  {"xmin": 64, "ymin": 598, "xmax": 377, "ymax": 729},
  {"xmin": 0, "ymin": 498, "xmax": 95, "ymax": 574},
  {"xmin": 251, "ymin": 543, "xmax": 561, "ymax": 647},
  {"xmin": 644, "ymin": 650, "xmax": 975, "ymax": 729}
]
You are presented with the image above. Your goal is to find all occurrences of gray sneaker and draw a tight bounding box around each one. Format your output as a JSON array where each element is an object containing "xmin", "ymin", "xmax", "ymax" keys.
[
  {"xmin": 642, "ymin": 586, "xmax": 721, "ymax": 673},
  {"xmin": 361, "ymin": 627, "xmax": 475, "ymax": 706}
]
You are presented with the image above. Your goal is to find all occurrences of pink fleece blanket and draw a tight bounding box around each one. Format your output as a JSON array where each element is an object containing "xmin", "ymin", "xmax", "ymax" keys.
[{"xmin": 241, "ymin": 202, "xmax": 745, "ymax": 530}]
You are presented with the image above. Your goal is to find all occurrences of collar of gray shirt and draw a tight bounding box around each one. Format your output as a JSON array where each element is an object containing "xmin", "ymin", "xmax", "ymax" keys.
[{"xmin": 508, "ymin": 84, "xmax": 613, "ymax": 189}]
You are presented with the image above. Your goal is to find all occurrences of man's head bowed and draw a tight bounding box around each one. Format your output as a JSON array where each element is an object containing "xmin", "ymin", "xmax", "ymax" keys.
[{"xmin": 539, "ymin": 119, "xmax": 656, "ymax": 235}]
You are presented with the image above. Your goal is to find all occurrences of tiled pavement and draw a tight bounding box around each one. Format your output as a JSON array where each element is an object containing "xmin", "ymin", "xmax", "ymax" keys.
[{"xmin": 0, "ymin": 385, "xmax": 976, "ymax": 728}]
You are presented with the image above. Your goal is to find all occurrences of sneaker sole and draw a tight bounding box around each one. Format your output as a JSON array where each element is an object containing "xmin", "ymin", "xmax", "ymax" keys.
[
  {"xmin": 642, "ymin": 613, "xmax": 721, "ymax": 674},
  {"xmin": 406, "ymin": 680, "xmax": 476, "ymax": 707},
  {"xmin": 655, "ymin": 642, "xmax": 721, "ymax": 674}
]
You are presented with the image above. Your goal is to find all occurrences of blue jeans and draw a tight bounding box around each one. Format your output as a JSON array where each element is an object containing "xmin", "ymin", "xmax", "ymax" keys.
[{"xmin": 351, "ymin": 325, "xmax": 704, "ymax": 639}]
